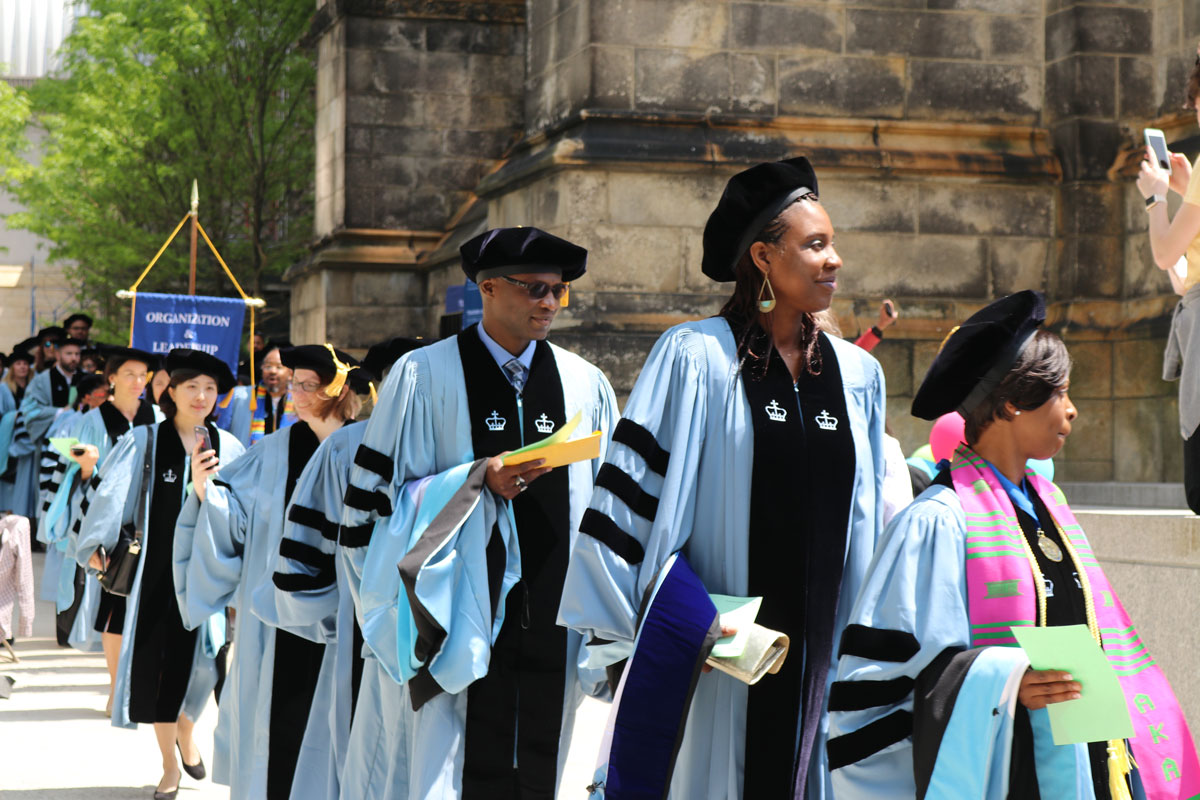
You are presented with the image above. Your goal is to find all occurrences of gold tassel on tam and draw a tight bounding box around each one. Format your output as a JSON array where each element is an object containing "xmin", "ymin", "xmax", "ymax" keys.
[
  {"xmin": 1107, "ymin": 739, "xmax": 1135, "ymax": 800},
  {"xmin": 369, "ymin": 382, "xmax": 377, "ymax": 405},
  {"xmin": 322, "ymin": 343, "xmax": 357, "ymax": 398}
]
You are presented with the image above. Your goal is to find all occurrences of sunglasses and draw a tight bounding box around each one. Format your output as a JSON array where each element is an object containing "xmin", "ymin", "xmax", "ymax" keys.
[{"xmin": 500, "ymin": 275, "xmax": 569, "ymax": 301}]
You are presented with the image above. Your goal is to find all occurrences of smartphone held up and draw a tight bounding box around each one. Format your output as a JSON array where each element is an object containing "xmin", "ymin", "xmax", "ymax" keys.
[{"xmin": 1145, "ymin": 128, "xmax": 1171, "ymax": 174}]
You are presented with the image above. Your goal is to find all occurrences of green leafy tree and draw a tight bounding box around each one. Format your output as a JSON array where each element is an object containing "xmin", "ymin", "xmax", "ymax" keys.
[
  {"xmin": 0, "ymin": 79, "xmax": 32, "ymax": 179},
  {"xmin": 3, "ymin": 0, "xmax": 314, "ymax": 340}
]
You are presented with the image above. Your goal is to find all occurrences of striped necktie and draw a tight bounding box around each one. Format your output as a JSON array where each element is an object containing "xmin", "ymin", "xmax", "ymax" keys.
[{"xmin": 503, "ymin": 358, "xmax": 528, "ymax": 394}]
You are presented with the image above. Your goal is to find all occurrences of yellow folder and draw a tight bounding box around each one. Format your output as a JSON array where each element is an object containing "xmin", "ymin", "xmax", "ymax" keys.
[{"xmin": 501, "ymin": 411, "xmax": 604, "ymax": 469}]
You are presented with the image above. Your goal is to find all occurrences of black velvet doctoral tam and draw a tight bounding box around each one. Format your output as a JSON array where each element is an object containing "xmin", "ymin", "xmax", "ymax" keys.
[
  {"xmin": 459, "ymin": 226, "xmax": 588, "ymax": 283},
  {"xmin": 701, "ymin": 156, "xmax": 819, "ymax": 282},
  {"xmin": 911, "ymin": 290, "xmax": 1046, "ymax": 421}
]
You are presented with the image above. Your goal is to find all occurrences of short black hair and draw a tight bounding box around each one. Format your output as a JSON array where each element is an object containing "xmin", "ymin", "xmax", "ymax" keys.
[
  {"xmin": 963, "ymin": 330, "xmax": 1072, "ymax": 444},
  {"xmin": 157, "ymin": 368, "xmax": 218, "ymax": 422}
]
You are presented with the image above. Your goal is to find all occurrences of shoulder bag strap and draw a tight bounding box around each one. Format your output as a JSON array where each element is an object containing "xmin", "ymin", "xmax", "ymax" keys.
[{"xmin": 134, "ymin": 431, "xmax": 154, "ymax": 544}]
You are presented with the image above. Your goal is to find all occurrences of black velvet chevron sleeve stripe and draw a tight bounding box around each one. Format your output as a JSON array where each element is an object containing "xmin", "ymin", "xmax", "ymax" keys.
[
  {"xmin": 344, "ymin": 484, "xmax": 393, "ymax": 517},
  {"xmin": 273, "ymin": 538, "xmax": 336, "ymax": 592},
  {"xmin": 595, "ymin": 464, "xmax": 659, "ymax": 521},
  {"xmin": 827, "ymin": 677, "xmax": 916, "ymax": 712},
  {"xmin": 339, "ymin": 523, "xmax": 373, "ymax": 549},
  {"xmin": 273, "ymin": 571, "xmax": 335, "ymax": 592},
  {"xmin": 354, "ymin": 445, "xmax": 394, "ymax": 481},
  {"xmin": 89, "ymin": 474, "xmax": 102, "ymax": 491},
  {"xmin": 288, "ymin": 503, "xmax": 339, "ymax": 542},
  {"xmin": 280, "ymin": 538, "xmax": 335, "ymax": 572},
  {"xmin": 826, "ymin": 710, "xmax": 913, "ymax": 770},
  {"xmin": 612, "ymin": 419, "xmax": 670, "ymax": 476},
  {"xmin": 212, "ymin": 479, "xmax": 233, "ymax": 491},
  {"xmin": 579, "ymin": 508, "xmax": 645, "ymax": 565},
  {"xmin": 839, "ymin": 624, "xmax": 921, "ymax": 663}
]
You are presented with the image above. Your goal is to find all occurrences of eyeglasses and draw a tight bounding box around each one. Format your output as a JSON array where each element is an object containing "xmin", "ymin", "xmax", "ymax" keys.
[
  {"xmin": 291, "ymin": 379, "xmax": 323, "ymax": 394},
  {"xmin": 500, "ymin": 275, "xmax": 569, "ymax": 301}
]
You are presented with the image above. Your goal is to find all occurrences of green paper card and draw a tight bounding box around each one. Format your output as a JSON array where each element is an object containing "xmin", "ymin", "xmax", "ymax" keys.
[
  {"xmin": 49, "ymin": 437, "xmax": 81, "ymax": 459},
  {"xmin": 1012, "ymin": 624, "xmax": 1134, "ymax": 746},
  {"xmin": 708, "ymin": 595, "xmax": 763, "ymax": 659}
]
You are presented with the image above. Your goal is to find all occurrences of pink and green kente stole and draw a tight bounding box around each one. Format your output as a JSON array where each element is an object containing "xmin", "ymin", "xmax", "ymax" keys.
[{"xmin": 951, "ymin": 445, "xmax": 1200, "ymax": 799}]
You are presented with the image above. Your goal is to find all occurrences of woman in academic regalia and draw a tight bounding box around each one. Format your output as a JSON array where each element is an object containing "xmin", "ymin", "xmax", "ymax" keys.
[
  {"xmin": 174, "ymin": 345, "xmax": 374, "ymax": 800},
  {"xmin": 0, "ymin": 350, "xmax": 34, "ymax": 513},
  {"xmin": 268, "ymin": 336, "xmax": 422, "ymax": 800},
  {"xmin": 559, "ymin": 157, "xmax": 887, "ymax": 799},
  {"xmin": 76, "ymin": 348, "xmax": 244, "ymax": 800},
  {"xmin": 47, "ymin": 347, "xmax": 162, "ymax": 713},
  {"xmin": 828, "ymin": 292, "xmax": 1200, "ymax": 800}
]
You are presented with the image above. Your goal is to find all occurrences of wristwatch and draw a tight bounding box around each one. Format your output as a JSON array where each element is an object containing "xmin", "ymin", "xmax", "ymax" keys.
[{"xmin": 1146, "ymin": 194, "xmax": 1166, "ymax": 210}]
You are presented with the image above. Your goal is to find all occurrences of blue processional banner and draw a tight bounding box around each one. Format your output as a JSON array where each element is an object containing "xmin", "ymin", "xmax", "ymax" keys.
[{"xmin": 130, "ymin": 292, "xmax": 245, "ymax": 377}]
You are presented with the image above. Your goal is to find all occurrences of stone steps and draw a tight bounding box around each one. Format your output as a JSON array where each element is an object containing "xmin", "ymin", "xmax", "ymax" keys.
[{"xmin": 1059, "ymin": 482, "xmax": 1189, "ymax": 510}]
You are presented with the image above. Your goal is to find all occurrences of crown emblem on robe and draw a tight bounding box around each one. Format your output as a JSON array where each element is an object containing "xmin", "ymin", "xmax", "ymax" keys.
[
  {"xmin": 485, "ymin": 410, "xmax": 506, "ymax": 432},
  {"xmin": 765, "ymin": 400, "xmax": 787, "ymax": 422},
  {"xmin": 162, "ymin": 468, "xmax": 178, "ymax": 483},
  {"xmin": 535, "ymin": 413, "xmax": 555, "ymax": 434},
  {"xmin": 815, "ymin": 410, "xmax": 838, "ymax": 431}
]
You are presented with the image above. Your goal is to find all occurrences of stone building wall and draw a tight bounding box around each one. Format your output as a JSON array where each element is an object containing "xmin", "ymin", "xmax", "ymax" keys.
[{"xmin": 296, "ymin": 0, "xmax": 1200, "ymax": 484}]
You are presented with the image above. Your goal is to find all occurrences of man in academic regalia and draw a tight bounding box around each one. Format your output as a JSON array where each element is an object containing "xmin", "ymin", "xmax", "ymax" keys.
[
  {"xmin": 20, "ymin": 337, "xmax": 82, "ymax": 446},
  {"xmin": 339, "ymin": 227, "xmax": 620, "ymax": 799},
  {"xmin": 219, "ymin": 339, "xmax": 296, "ymax": 446}
]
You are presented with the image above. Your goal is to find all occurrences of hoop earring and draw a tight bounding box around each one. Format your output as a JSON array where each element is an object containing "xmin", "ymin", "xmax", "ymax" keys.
[{"xmin": 757, "ymin": 274, "xmax": 777, "ymax": 313}]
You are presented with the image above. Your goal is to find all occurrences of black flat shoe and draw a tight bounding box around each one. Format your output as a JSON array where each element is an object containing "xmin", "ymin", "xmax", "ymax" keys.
[{"xmin": 176, "ymin": 742, "xmax": 206, "ymax": 780}]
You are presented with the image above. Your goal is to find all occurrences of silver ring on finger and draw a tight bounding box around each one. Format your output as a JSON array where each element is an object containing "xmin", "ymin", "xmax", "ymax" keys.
[{"xmin": 514, "ymin": 475, "xmax": 527, "ymax": 492}]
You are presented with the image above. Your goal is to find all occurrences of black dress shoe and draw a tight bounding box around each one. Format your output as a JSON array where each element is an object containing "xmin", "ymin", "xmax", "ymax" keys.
[
  {"xmin": 176, "ymin": 742, "xmax": 206, "ymax": 780},
  {"xmin": 152, "ymin": 789, "xmax": 178, "ymax": 800}
]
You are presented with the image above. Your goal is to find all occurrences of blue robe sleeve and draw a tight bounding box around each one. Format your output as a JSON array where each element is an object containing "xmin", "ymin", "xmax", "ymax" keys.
[
  {"xmin": 75, "ymin": 427, "xmax": 146, "ymax": 570},
  {"xmin": 173, "ymin": 439, "xmax": 261, "ymax": 631},
  {"xmin": 558, "ymin": 327, "xmax": 706, "ymax": 660},
  {"xmin": 269, "ymin": 428, "xmax": 350, "ymax": 639},
  {"xmin": 19, "ymin": 371, "xmax": 60, "ymax": 444},
  {"xmin": 343, "ymin": 352, "xmax": 437, "ymax": 529}
]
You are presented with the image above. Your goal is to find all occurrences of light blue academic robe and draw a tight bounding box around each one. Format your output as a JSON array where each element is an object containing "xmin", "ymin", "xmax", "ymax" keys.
[
  {"xmin": 174, "ymin": 422, "xmax": 328, "ymax": 799},
  {"xmin": 827, "ymin": 484, "xmax": 1098, "ymax": 800},
  {"xmin": 37, "ymin": 409, "xmax": 102, "ymax": 651},
  {"xmin": 2, "ymin": 392, "xmax": 42, "ymax": 520},
  {"xmin": 218, "ymin": 385, "xmax": 295, "ymax": 447},
  {"xmin": 558, "ymin": 316, "xmax": 887, "ymax": 800},
  {"xmin": 19, "ymin": 367, "xmax": 65, "ymax": 445},
  {"xmin": 0, "ymin": 383, "xmax": 20, "ymax": 512},
  {"xmin": 270, "ymin": 422, "xmax": 364, "ymax": 800},
  {"xmin": 338, "ymin": 334, "xmax": 620, "ymax": 799},
  {"xmin": 42, "ymin": 404, "xmax": 166, "ymax": 652},
  {"xmin": 75, "ymin": 422, "xmax": 244, "ymax": 729}
]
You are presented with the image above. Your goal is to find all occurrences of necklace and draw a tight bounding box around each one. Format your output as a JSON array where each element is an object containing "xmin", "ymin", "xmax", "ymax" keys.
[{"xmin": 1035, "ymin": 527, "xmax": 1064, "ymax": 562}]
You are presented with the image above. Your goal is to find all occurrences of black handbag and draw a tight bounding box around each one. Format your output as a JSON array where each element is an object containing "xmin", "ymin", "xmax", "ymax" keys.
[{"xmin": 98, "ymin": 436, "xmax": 153, "ymax": 597}]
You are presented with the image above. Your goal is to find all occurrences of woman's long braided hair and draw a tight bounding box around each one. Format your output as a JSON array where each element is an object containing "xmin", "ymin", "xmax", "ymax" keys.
[{"xmin": 719, "ymin": 193, "xmax": 823, "ymax": 378}]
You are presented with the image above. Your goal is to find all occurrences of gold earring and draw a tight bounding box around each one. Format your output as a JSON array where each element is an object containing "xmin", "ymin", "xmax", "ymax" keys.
[{"xmin": 757, "ymin": 274, "xmax": 776, "ymax": 313}]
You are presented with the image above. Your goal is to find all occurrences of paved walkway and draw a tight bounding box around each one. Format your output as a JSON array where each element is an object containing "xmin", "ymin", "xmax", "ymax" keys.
[{"xmin": 1, "ymin": 553, "xmax": 607, "ymax": 798}]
